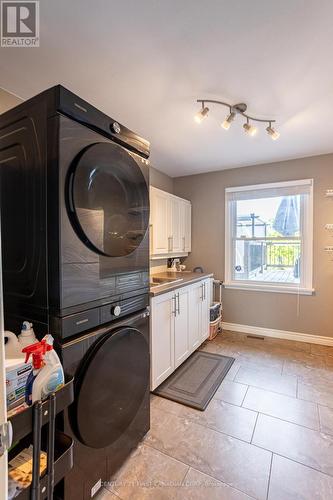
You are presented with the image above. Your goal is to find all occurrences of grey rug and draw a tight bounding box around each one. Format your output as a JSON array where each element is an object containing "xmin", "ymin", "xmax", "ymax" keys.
[{"xmin": 153, "ymin": 351, "xmax": 235, "ymax": 411}]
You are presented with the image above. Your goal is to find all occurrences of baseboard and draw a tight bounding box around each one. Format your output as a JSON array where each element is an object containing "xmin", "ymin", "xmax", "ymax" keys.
[{"xmin": 222, "ymin": 322, "xmax": 333, "ymax": 347}]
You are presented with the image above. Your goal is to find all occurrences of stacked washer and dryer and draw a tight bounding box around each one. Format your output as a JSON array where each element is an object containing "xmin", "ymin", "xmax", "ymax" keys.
[{"xmin": 0, "ymin": 86, "xmax": 151, "ymax": 499}]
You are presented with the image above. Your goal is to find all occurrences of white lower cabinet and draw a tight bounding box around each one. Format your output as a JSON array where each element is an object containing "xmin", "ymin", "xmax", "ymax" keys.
[
  {"xmin": 150, "ymin": 278, "xmax": 211, "ymax": 390},
  {"xmin": 174, "ymin": 287, "xmax": 190, "ymax": 368},
  {"xmin": 200, "ymin": 279, "xmax": 211, "ymax": 341},
  {"xmin": 151, "ymin": 291, "xmax": 175, "ymax": 389}
]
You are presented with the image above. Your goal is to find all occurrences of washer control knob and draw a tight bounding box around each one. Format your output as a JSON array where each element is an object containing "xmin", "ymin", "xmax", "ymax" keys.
[
  {"xmin": 111, "ymin": 122, "xmax": 121, "ymax": 134},
  {"xmin": 111, "ymin": 305, "xmax": 121, "ymax": 317}
]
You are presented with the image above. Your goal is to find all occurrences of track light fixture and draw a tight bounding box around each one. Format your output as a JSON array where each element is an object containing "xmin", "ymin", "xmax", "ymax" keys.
[
  {"xmin": 195, "ymin": 99, "xmax": 280, "ymax": 140},
  {"xmin": 194, "ymin": 103, "xmax": 209, "ymax": 123},
  {"xmin": 243, "ymin": 118, "xmax": 257, "ymax": 137},
  {"xmin": 266, "ymin": 123, "xmax": 280, "ymax": 140},
  {"xmin": 221, "ymin": 109, "xmax": 236, "ymax": 130}
]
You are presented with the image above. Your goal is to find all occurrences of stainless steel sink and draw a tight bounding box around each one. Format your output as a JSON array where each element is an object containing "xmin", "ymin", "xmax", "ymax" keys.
[{"xmin": 150, "ymin": 276, "xmax": 183, "ymax": 287}]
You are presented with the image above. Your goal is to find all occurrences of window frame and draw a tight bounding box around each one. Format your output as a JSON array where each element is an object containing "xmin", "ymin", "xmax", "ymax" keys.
[{"xmin": 224, "ymin": 179, "xmax": 314, "ymax": 295}]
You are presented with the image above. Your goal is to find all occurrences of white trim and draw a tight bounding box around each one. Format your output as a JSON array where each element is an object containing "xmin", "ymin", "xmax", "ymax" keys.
[
  {"xmin": 225, "ymin": 178, "xmax": 313, "ymax": 193},
  {"xmin": 224, "ymin": 282, "xmax": 314, "ymax": 295},
  {"xmin": 222, "ymin": 322, "xmax": 333, "ymax": 347}
]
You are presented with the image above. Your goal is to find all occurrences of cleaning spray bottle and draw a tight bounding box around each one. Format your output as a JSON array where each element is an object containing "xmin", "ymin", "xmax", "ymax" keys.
[{"xmin": 22, "ymin": 336, "xmax": 65, "ymax": 406}]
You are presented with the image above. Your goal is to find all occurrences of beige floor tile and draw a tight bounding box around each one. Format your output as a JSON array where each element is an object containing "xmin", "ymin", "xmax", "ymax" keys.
[
  {"xmin": 213, "ymin": 379, "xmax": 248, "ymax": 406},
  {"xmin": 151, "ymin": 395, "xmax": 257, "ymax": 442},
  {"xmin": 261, "ymin": 337, "xmax": 311, "ymax": 353},
  {"xmin": 268, "ymin": 454, "xmax": 333, "ymax": 500},
  {"xmin": 106, "ymin": 444, "xmax": 188, "ymax": 500},
  {"xmin": 311, "ymin": 344, "xmax": 333, "ymax": 357},
  {"xmin": 235, "ymin": 366, "xmax": 297, "ymax": 396},
  {"xmin": 253, "ymin": 414, "xmax": 333, "ymax": 475},
  {"xmin": 177, "ymin": 468, "xmax": 253, "ymax": 500},
  {"xmin": 243, "ymin": 386, "xmax": 319, "ymax": 430},
  {"xmin": 319, "ymin": 405, "xmax": 333, "ymax": 436},
  {"xmin": 224, "ymin": 361, "xmax": 241, "ymax": 380},
  {"xmin": 146, "ymin": 406, "xmax": 271, "ymax": 499},
  {"xmin": 298, "ymin": 380, "xmax": 333, "ymax": 408},
  {"xmin": 282, "ymin": 350, "xmax": 333, "ymax": 381}
]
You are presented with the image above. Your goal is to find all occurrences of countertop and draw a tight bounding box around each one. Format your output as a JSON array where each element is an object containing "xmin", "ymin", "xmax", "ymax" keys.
[{"xmin": 149, "ymin": 271, "xmax": 213, "ymax": 297}]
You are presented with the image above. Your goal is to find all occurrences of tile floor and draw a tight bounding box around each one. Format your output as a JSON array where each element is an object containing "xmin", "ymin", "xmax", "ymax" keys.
[{"xmin": 96, "ymin": 331, "xmax": 333, "ymax": 500}]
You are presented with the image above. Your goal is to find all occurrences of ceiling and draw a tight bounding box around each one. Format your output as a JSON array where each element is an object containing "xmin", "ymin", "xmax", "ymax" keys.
[{"xmin": 1, "ymin": 0, "xmax": 333, "ymax": 177}]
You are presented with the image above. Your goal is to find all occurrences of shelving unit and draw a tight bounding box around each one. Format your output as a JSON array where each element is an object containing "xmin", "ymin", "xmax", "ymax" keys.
[{"xmin": 8, "ymin": 376, "xmax": 74, "ymax": 500}]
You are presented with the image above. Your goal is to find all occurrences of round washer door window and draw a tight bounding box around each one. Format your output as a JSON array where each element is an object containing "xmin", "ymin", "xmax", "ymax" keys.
[
  {"xmin": 73, "ymin": 326, "xmax": 149, "ymax": 449},
  {"xmin": 67, "ymin": 142, "xmax": 149, "ymax": 257}
]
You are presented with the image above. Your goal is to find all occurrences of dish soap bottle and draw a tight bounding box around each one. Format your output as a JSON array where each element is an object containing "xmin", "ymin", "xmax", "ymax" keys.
[
  {"xmin": 18, "ymin": 321, "xmax": 37, "ymax": 349},
  {"xmin": 22, "ymin": 336, "xmax": 65, "ymax": 405}
]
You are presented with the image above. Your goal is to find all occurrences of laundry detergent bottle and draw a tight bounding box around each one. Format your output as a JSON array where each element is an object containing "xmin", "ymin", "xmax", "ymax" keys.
[{"xmin": 22, "ymin": 336, "xmax": 65, "ymax": 405}]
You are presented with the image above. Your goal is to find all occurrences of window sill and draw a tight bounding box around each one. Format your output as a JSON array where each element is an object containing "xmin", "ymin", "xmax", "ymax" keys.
[{"xmin": 223, "ymin": 282, "xmax": 314, "ymax": 295}]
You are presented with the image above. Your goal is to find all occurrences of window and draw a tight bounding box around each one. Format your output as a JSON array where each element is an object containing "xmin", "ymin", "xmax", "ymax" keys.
[{"xmin": 225, "ymin": 179, "xmax": 313, "ymax": 294}]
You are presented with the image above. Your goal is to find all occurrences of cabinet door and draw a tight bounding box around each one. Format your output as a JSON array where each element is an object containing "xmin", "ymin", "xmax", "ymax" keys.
[
  {"xmin": 150, "ymin": 187, "xmax": 170, "ymax": 255},
  {"xmin": 150, "ymin": 292, "xmax": 175, "ymax": 390},
  {"xmin": 200, "ymin": 279, "xmax": 211, "ymax": 341},
  {"xmin": 174, "ymin": 288, "xmax": 190, "ymax": 367},
  {"xmin": 169, "ymin": 196, "xmax": 182, "ymax": 253},
  {"xmin": 188, "ymin": 282, "xmax": 202, "ymax": 352},
  {"xmin": 182, "ymin": 201, "xmax": 191, "ymax": 252}
]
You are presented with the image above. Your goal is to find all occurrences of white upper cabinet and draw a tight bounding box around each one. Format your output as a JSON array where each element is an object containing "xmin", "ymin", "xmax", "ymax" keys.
[
  {"xmin": 150, "ymin": 186, "xmax": 191, "ymax": 258},
  {"xmin": 181, "ymin": 199, "xmax": 191, "ymax": 253},
  {"xmin": 150, "ymin": 188, "xmax": 170, "ymax": 255}
]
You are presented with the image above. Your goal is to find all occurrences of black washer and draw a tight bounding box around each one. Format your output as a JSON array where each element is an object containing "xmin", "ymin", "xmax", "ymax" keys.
[{"xmin": 72, "ymin": 326, "xmax": 149, "ymax": 449}]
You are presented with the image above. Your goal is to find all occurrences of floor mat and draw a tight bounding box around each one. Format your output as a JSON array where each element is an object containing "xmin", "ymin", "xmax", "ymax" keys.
[{"xmin": 153, "ymin": 351, "xmax": 235, "ymax": 410}]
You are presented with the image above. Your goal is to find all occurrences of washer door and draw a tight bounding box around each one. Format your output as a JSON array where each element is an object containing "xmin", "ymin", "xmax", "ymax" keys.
[
  {"xmin": 67, "ymin": 142, "xmax": 149, "ymax": 257},
  {"xmin": 72, "ymin": 326, "xmax": 149, "ymax": 449}
]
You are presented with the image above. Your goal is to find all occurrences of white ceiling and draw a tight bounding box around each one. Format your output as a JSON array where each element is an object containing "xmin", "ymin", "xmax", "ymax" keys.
[{"xmin": 1, "ymin": 0, "xmax": 333, "ymax": 177}]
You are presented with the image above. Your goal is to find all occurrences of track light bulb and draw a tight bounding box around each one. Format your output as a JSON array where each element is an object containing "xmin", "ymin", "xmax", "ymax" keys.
[
  {"xmin": 194, "ymin": 106, "xmax": 209, "ymax": 123},
  {"xmin": 221, "ymin": 112, "xmax": 235, "ymax": 130},
  {"xmin": 243, "ymin": 122, "xmax": 257, "ymax": 136},
  {"xmin": 266, "ymin": 126, "xmax": 280, "ymax": 140}
]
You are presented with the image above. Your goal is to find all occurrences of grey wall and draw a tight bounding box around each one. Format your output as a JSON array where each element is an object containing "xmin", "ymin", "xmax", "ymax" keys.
[
  {"xmin": 174, "ymin": 154, "xmax": 333, "ymax": 337},
  {"xmin": 150, "ymin": 166, "xmax": 174, "ymax": 193}
]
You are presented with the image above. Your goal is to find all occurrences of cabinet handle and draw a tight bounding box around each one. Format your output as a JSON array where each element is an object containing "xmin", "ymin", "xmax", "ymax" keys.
[
  {"xmin": 182, "ymin": 236, "xmax": 185, "ymax": 251},
  {"xmin": 168, "ymin": 236, "xmax": 172, "ymax": 252},
  {"xmin": 177, "ymin": 293, "xmax": 180, "ymax": 314},
  {"xmin": 172, "ymin": 295, "xmax": 177, "ymax": 316},
  {"xmin": 203, "ymin": 282, "xmax": 206, "ymax": 300},
  {"xmin": 171, "ymin": 236, "xmax": 174, "ymax": 251},
  {"xmin": 200, "ymin": 283, "xmax": 204, "ymax": 301}
]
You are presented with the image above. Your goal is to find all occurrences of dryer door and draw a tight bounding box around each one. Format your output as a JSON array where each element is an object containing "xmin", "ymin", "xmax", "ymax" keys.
[
  {"xmin": 67, "ymin": 142, "xmax": 149, "ymax": 257},
  {"xmin": 72, "ymin": 325, "xmax": 149, "ymax": 449}
]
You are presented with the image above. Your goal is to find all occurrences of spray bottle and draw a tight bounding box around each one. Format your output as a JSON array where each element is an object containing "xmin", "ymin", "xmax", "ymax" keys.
[{"xmin": 22, "ymin": 336, "xmax": 64, "ymax": 405}]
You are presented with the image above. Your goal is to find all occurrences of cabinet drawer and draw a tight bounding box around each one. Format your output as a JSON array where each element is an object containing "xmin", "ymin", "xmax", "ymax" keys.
[{"xmin": 61, "ymin": 308, "xmax": 100, "ymax": 338}]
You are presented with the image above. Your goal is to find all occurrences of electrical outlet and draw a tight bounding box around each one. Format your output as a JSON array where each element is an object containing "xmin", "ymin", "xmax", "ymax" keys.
[{"xmin": 325, "ymin": 224, "xmax": 333, "ymax": 230}]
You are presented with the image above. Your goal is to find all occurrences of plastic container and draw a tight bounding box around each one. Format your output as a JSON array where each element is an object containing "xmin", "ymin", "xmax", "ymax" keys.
[
  {"xmin": 18, "ymin": 322, "xmax": 37, "ymax": 349},
  {"xmin": 4, "ymin": 331, "xmax": 24, "ymax": 358},
  {"xmin": 6, "ymin": 358, "xmax": 32, "ymax": 409}
]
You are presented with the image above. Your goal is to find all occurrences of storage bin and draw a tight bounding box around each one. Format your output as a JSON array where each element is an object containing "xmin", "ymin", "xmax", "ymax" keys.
[{"xmin": 209, "ymin": 317, "xmax": 221, "ymax": 340}]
